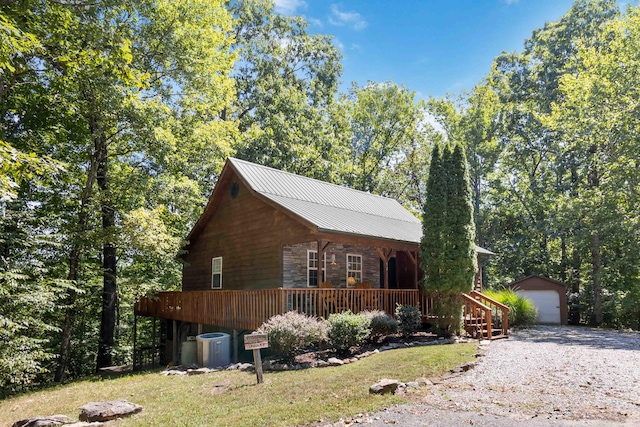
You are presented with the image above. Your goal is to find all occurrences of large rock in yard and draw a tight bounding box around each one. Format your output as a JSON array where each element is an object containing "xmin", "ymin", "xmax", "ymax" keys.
[
  {"xmin": 78, "ymin": 400, "xmax": 142, "ymax": 422},
  {"xmin": 369, "ymin": 378, "xmax": 400, "ymax": 395},
  {"xmin": 12, "ymin": 415, "xmax": 69, "ymax": 427},
  {"xmin": 327, "ymin": 357, "xmax": 344, "ymax": 366}
]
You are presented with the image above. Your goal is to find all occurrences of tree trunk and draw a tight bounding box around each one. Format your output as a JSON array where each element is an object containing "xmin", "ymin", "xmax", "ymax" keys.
[
  {"xmin": 96, "ymin": 138, "xmax": 117, "ymax": 370},
  {"xmin": 55, "ymin": 156, "xmax": 98, "ymax": 382},
  {"xmin": 590, "ymin": 233, "xmax": 603, "ymax": 326},
  {"xmin": 588, "ymin": 146, "xmax": 602, "ymax": 326},
  {"xmin": 568, "ymin": 246, "xmax": 581, "ymax": 325}
]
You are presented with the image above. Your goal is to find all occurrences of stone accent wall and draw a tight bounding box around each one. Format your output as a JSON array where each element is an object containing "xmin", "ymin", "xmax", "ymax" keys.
[{"xmin": 282, "ymin": 242, "xmax": 382, "ymax": 288}]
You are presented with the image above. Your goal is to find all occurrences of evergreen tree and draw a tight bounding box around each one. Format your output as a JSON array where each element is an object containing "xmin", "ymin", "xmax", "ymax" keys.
[{"xmin": 421, "ymin": 143, "xmax": 476, "ymax": 334}]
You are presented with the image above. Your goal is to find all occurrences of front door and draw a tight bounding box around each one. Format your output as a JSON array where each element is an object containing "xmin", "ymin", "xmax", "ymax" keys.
[{"xmin": 379, "ymin": 257, "xmax": 397, "ymax": 289}]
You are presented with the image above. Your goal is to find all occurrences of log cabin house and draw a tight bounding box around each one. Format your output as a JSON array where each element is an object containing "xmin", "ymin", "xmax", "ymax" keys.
[{"xmin": 133, "ymin": 158, "xmax": 508, "ymax": 366}]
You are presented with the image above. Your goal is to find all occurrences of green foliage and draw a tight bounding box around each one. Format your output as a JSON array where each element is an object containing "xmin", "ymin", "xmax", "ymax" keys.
[
  {"xmin": 360, "ymin": 310, "xmax": 398, "ymax": 341},
  {"xmin": 395, "ymin": 304, "xmax": 422, "ymax": 338},
  {"xmin": 230, "ymin": 0, "xmax": 348, "ymax": 182},
  {"xmin": 0, "ymin": 268, "xmax": 76, "ymax": 394},
  {"xmin": 343, "ymin": 81, "xmax": 433, "ymax": 213},
  {"xmin": 421, "ymin": 143, "xmax": 476, "ymax": 332},
  {"xmin": 257, "ymin": 311, "xmax": 327, "ymax": 362},
  {"xmin": 484, "ymin": 289, "xmax": 538, "ymax": 327},
  {"xmin": 327, "ymin": 311, "xmax": 371, "ymax": 355}
]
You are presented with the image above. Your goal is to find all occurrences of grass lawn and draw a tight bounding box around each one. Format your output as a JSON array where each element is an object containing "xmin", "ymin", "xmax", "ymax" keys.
[{"xmin": 0, "ymin": 343, "xmax": 476, "ymax": 426}]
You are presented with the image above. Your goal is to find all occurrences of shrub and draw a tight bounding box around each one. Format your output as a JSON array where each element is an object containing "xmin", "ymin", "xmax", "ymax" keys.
[
  {"xmin": 256, "ymin": 311, "xmax": 327, "ymax": 361},
  {"xmin": 327, "ymin": 311, "xmax": 371, "ymax": 355},
  {"xmin": 484, "ymin": 289, "xmax": 538, "ymax": 327},
  {"xmin": 360, "ymin": 310, "xmax": 398, "ymax": 341},
  {"xmin": 395, "ymin": 304, "xmax": 422, "ymax": 337}
]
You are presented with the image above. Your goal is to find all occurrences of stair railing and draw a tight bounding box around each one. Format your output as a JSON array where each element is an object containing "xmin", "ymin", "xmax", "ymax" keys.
[
  {"xmin": 470, "ymin": 290, "xmax": 509, "ymax": 336},
  {"xmin": 462, "ymin": 293, "xmax": 493, "ymax": 340}
]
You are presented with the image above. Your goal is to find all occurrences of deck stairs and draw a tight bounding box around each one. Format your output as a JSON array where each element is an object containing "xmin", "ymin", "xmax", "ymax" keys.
[{"xmin": 462, "ymin": 291, "xmax": 509, "ymax": 340}]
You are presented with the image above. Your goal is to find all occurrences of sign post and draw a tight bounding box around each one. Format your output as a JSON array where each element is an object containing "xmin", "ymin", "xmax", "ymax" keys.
[{"xmin": 244, "ymin": 333, "xmax": 268, "ymax": 384}]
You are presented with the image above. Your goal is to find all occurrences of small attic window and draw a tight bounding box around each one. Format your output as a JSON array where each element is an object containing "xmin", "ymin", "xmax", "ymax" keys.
[{"xmin": 230, "ymin": 182, "xmax": 239, "ymax": 198}]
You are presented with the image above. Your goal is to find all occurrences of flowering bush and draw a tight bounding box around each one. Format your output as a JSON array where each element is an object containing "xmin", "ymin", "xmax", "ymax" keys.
[{"xmin": 257, "ymin": 311, "xmax": 327, "ymax": 361}]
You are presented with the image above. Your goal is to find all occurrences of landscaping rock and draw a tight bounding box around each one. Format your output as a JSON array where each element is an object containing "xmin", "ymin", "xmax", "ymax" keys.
[
  {"xmin": 226, "ymin": 363, "xmax": 241, "ymax": 370},
  {"xmin": 186, "ymin": 367, "xmax": 211, "ymax": 375},
  {"xmin": 406, "ymin": 381, "xmax": 420, "ymax": 389},
  {"xmin": 450, "ymin": 362, "xmax": 477, "ymax": 374},
  {"xmin": 78, "ymin": 400, "xmax": 143, "ymax": 422},
  {"xmin": 238, "ymin": 363, "xmax": 255, "ymax": 372},
  {"xmin": 12, "ymin": 415, "xmax": 69, "ymax": 427},
  {"xmin": 66, "ymin": 423, "xmax": 103, "ymax": 427},
  {"xmin": 416, "ymin": 377, "xmax": 433, "ymax": 386},
  {"xmin": 369, "ymin": 378, "xmax": 400, "ymax": 395},
  {"xmin": 327, "ymin": 357, "xmax": 344, "ymax": 366},
  {"xmin": 315, "ymin": 360, "xmax": 329, "ymax": 368},
  {"xmin": 162, "ymin": 369, "xmax": 186, "ymax": 376}
]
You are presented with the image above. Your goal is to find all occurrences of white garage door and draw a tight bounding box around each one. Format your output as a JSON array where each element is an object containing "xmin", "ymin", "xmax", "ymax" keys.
[{"xmin": 516, "ymin": 290, "xmax": 561, "ymax": 324}]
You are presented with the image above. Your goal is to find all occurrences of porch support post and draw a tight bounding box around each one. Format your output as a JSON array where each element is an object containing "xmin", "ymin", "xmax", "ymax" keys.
[
  {"xmin": 414, "ymin": 251, "xmax": 419, "ymax": 289},
  {"xmin": 375, "ymin": 247, "xmax": 393, "ymax": 289},
  {"xmin": 152, "ymin": 317, "xmax": 156, "ymax": 366},
  {"xmin": 317, "ymin": 240, "xmax": 322, "ymax": 285},
  {"xmin": 172, "ymin": 320, "xmax": 178, "ymax": 366},
  {"xmin": 232, "ymin": 329, "xmax": 239, "ymax": 363},
  {"xmin": 405, "ymin": 250, "xmax": 419, "ymax": 290},
  {"xmin": 132, "ymin": 314, "xmax": 138, "ymax": 370}
]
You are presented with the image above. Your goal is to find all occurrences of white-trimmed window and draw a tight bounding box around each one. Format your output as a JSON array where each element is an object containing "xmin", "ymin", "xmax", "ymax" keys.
[
  {"xmin": 346, "ymin": 254, "xmax": 362, "ymax": 286},
  {"xmin": 307, "ymin": 250, "xmax": 326, "ymax": 287},
  {"xmin": 211, "ymin": 257, "xmax": 223, "ymax": 289}
]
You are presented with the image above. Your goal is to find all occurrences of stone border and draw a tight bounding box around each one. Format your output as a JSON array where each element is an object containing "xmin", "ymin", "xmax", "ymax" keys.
[{"xmin": 162, "ymin": 336, "xmax": 476, "ymax": 375}]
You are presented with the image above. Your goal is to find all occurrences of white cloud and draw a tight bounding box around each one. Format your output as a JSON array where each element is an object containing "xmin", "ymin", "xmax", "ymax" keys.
[
  {"xmin": 329, "ymin": 4, "xmax": 368, "ymax": 30},
  {"xmin": 307, "ymin": 17, "xmax": 323, "ymax": 28},
  {"xmin": 274, "ymin": 0, "xmax": 307, "ymax": 15},
  {"xmin": 333, "ymin": 38, "xmax": 345, "ymax": 52}
]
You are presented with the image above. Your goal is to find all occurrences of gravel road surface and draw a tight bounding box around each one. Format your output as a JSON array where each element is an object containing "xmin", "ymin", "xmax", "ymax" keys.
[{"xmin": 365, "ymin": 326, "xmax": 640, "ymax": 426}]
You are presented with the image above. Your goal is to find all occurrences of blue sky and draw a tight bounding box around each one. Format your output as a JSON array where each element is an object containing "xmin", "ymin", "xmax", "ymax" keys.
[{"xmin": 272, "ymin": 0, "xmax": 596, "ymax": 98}]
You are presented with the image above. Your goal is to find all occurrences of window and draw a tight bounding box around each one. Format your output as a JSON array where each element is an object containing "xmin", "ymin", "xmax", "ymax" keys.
[
  {"xmin": 211, "ymin": 257, "xmax": 222, "ymax": 289},
  {"xmin": 307, "ymin": 250, "xmax": 326, "ymax": 287},
  {"xmin": 346, "ymin": 254, "xmax": 362, "ymax": 286}
]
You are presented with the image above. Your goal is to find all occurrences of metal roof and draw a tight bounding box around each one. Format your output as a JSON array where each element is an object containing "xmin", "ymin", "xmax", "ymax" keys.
[
  {"xmin": 185, "ymin": 158, "xmax": 493, "ymax": 254},
  {"xmin": 229, "ymin": 158, "xmax": 493, "ymax": 255},
  {"xmin": 230, "ymin": 157, "xmax": 420, "ymax": 244}
]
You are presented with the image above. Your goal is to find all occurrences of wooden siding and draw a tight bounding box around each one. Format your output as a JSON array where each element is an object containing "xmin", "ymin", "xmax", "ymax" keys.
[
  {"xmin": 135, "ymin": 289, "xmax": 436, "ymax": 331},
  {"xmin": 182, "ymin": 171, "xmax": 315, "ymax": 291}
]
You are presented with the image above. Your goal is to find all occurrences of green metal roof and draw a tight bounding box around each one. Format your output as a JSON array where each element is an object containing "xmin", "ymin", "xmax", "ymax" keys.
[{"xmin": 230, "ymin": 158, "xmax": 494, "ymax": 255}]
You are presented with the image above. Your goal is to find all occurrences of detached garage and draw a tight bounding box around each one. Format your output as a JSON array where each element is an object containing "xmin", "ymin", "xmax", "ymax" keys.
[{"xmin": 507, "ymin": 275, "xmax": 568, "ymax": 325}]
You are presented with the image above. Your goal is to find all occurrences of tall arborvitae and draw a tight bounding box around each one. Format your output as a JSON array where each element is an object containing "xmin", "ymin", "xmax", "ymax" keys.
[
  {"xmin": 421, "ymin": 144, "xmax": 446, "ymax": 291},
  {"xmin": 446, "ymin": 143, "xmax": 477, "ymax": 293},
  {"xmin": 421, "ymin": 143, "xmax": 476, "ymax": 334}
]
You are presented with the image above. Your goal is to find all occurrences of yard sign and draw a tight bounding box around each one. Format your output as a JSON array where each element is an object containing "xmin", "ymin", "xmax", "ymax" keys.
[{"xmin": 244, "ymin": 333, "xmax": 268, "ymax": 383}]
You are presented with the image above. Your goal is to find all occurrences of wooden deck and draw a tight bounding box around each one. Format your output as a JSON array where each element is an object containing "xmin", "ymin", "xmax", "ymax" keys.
[
  {"xmin": 134, "ymin": 288, "xmax": 509, "ymax": 339},
  {"xmin": 134, "ymin": 288, "xmax": 436, "ymax": 330}
]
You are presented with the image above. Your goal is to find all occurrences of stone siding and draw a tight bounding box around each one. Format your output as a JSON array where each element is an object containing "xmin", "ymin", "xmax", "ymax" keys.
[{"xmin": 282, "ymin": 242, "xmax": 382, "ymax": 288}]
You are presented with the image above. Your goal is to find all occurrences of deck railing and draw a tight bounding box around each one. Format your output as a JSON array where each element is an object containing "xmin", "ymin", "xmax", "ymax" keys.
[
  {"xmin": 134, "ymin": 288, "xmax": 437, "ymax": 331},
  {"xmin": 462, "ymin": 293, "xmax": 493, "ymax": 340},
  {"xmin": 470, "ymin": 290, "xmax": 509, "ymax": 336}
]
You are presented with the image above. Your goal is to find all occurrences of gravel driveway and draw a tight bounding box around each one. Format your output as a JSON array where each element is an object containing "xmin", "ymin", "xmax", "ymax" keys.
[{"xmin": 366, "ymin": 326, "xmax": 640, "ymax": 426}]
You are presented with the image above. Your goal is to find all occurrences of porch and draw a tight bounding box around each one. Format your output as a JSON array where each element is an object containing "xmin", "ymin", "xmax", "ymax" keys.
[{"xmin": 134, "ymin": 288, "xmax": 509, "ymax": 339}]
